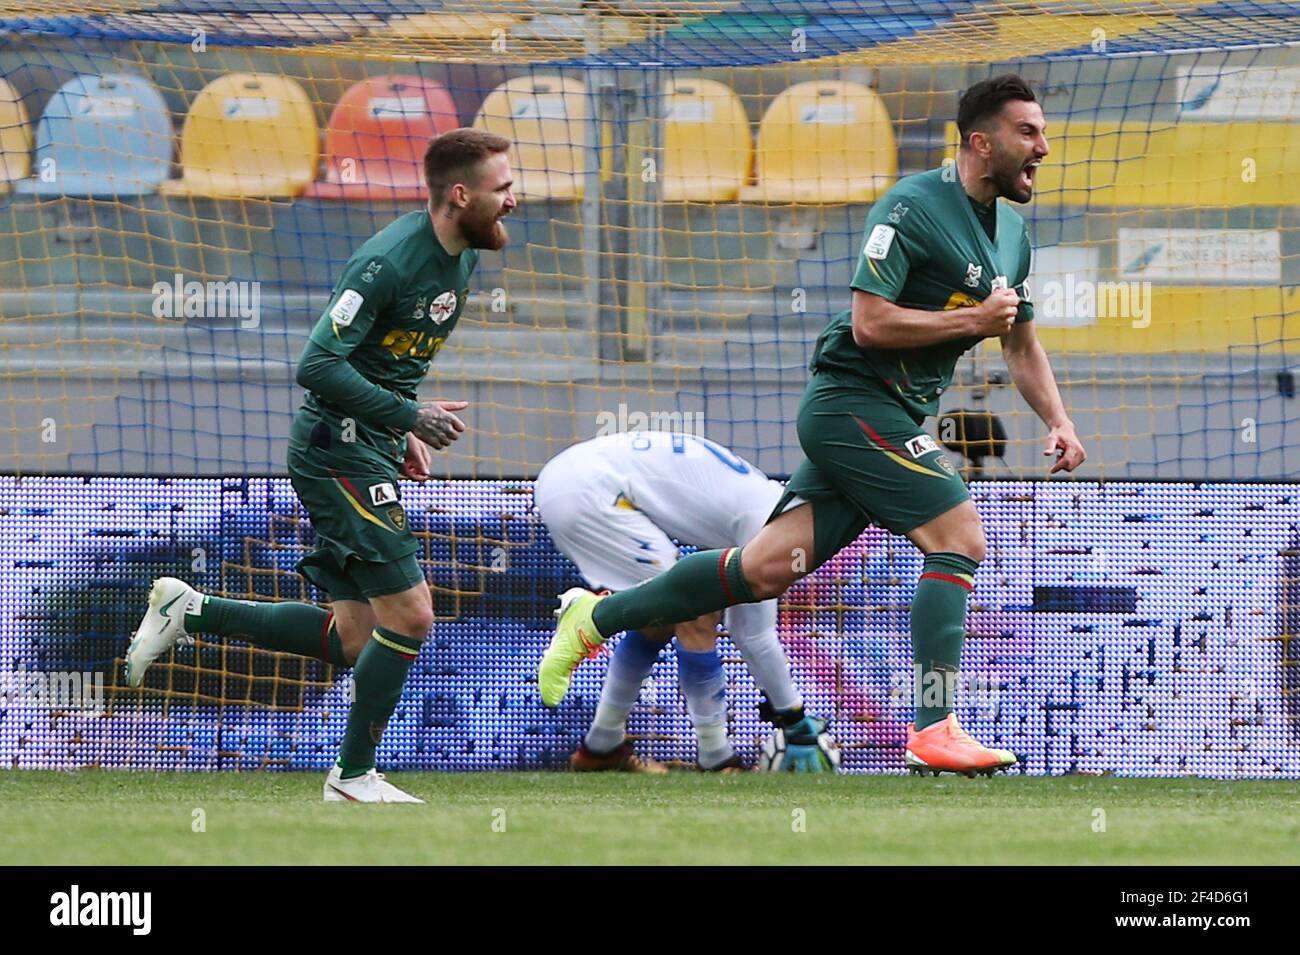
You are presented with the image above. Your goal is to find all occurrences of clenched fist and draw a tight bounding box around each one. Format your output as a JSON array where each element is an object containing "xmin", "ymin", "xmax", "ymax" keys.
[{"xmin": 969, "ymin": 287, "xmax": 1020, "ymax": 338}]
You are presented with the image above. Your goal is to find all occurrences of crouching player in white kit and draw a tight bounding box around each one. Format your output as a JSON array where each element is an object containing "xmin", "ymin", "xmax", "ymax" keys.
[{"xmin": 534, "ymin": 431, "xmax": 832, "ymax": 772}]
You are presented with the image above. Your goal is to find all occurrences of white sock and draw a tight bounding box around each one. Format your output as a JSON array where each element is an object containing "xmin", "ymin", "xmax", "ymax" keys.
[
  {"xmin": 584, "ymin": 631, "xmax": 662, "ymax": 754},
  {"xmin": 726, "ymin": 600, "xmax": 803, "ymax": 712},
  {"xmin": 695, "ymin": 722, "xmax": 733, "ymax": 769},
  {"xmin": 585, "ymin": 700, "xmax": 631, "ymax": 754},
  {"xmin": 677, "ymin": 646, "xmax": 734, "ymax": 767}
]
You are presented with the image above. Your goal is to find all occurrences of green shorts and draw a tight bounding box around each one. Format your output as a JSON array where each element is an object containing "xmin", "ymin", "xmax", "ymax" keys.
[
  {"xmin": 773, "ymin": 370, "xmax": 970, "ymax": 569},
  {"xmin": 287, "ymin": 413, "xmax": 425, "ymax": 602}
]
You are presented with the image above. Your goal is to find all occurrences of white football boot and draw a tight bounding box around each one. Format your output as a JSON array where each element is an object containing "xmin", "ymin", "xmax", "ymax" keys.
[
  {"xmin": 323, "ymin": 767, "xmax": 425, "ymax": 803},
  {"xmin": 124, "ymin": 577, "xmax": 199, "ymax": 687}
]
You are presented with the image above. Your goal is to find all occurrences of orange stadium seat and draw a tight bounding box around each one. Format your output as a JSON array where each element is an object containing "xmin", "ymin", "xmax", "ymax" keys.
[
  {"xmin": 473, "ymin": 75, "xmax": 586, "ymax": 200},
  {"xmin": 660, "ymin": 78, "xmax": 752, "ymax": 202},
  {"xmin": 743, "ymin": 80, "xmax": 896, "ymax": 204},
  {"xmin": 304, "ymin": 75, "xmax": 460, "ymax": 201},
  {"xmin": 0, "ymin": 78, "xmax": 31, "ymax": 195},
  {"xmin": 161, "ymin": 73, "xmax": 318, "ymax": 199}
]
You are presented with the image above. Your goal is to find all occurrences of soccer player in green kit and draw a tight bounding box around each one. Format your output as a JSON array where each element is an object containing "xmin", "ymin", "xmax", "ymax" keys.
[
  {"xmin": 126, "ymin": 129, "xmax": 517, "ymax": 801},
  {"xmin": 540, "ymin": 75, "xmax": 1087, "ymax": 774}
]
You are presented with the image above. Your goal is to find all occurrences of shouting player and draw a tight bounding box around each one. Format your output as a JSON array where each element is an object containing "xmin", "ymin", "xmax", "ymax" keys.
[
  {"xmin": 534, "ymin": 431, "xmax": 831, "ymax": 773},
  {"xmin": 539, "ymin": 75, "xmax": 1086, "ymax": 775},
  {"xmin": 125, "ymin": 129, "xmax": 517, "ymax": 802}
]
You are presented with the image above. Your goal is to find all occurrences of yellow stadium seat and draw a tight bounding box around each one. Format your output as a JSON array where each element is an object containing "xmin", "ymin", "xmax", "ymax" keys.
[
  {"xmin": 383, "ymin": 12, "xmax": 518, "ymax": 40},
  {"xmin": 1037, "ymin": 120, "xmax": 1299, "ymax": 207},
  {"xmin": 743, "ymin": 81, "xmax": 896, "ymax": 204},
  {"xmin": 947, "ymin": 120, "xmax": 1300, "ymax": 207},
  {"xmin": 161, "ymin": 73, "xmax": 318, "ymax": 199},
  {"xmin": 473, "ymin": 75, "xmax": 586, "ymax": 200},
  {"xmin": 0, "ymin": 78, "xmax": 31, "ymax": 194},
  {"xmin": 660, "ymin": 78, "xmax": 751, "ymax": 202}
]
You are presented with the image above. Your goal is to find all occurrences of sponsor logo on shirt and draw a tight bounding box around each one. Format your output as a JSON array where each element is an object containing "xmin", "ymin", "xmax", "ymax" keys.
[
  {"xmin": 964, "ymin": 262, "xmax": 983, "ymax": 287},
  {"xmin": 905, "ymin": 434, "xmax": 940, "ymax": 458},
  {"xmin": 329, "ymin": 289, "xmax": 364, "ymax": 328},
  {"xmin": 412, "ymin": 295, "xmax": 428, "ymax": 321},
  {"xmin": 990, "ymin": 274, "xmax": 1009, "ymax": 291},
  {"xmin": 429, "ymin": 289, "xmax": 459, "ymax": 324},
  {"xmin": 863, "ymin": 224, "xmax": 896, "ymax": 260},
  {"xmin": 368, "ymin": 482, "xmax": 398, "ymax": 506},
  {"xmin": 886, "ymin": 202, "xmax": 909, "ymax": 224}
]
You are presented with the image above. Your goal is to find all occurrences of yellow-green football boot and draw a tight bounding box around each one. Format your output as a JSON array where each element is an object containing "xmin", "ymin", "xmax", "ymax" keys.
[{"xmin": 537, "ymin": 587, "xmax": 607, "ymax": 708}]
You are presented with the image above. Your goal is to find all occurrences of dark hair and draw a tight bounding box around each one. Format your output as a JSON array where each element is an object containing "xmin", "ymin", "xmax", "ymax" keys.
[
  {"xmin": 957, "ymin": 74, "xmax": 1037, "ymax": 145},
  {"xmin": 423, "ymin": 128, "xmax": 511, "ymax": 207}
]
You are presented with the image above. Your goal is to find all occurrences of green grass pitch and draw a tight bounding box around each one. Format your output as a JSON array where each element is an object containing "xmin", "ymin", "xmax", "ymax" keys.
[{"xmin": 3, "ymin": 771, "xmax": 1298, "ymax": 865}]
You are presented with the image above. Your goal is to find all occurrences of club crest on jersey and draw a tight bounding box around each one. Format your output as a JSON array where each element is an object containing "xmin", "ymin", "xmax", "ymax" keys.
[
  {"xmin": 429, "ymin": 290, "xmax": 458, "ymax": 325},
  {"xmin": 905, "ymin": 434, "xmax": 940, "ymax": 458},
  {"xmin": 387, "ymin": 507, "xmax": 406, "ymax": 530},
  {"xmin": 360, "ymin": 259, "xmax": 383, "ymax": 283},
  {"xmin": 886, "ymin": 202, "xmax": 909, "ymax": 224},
  {"xmin": 368, "ymin": 482, "xmax": 398, "ymax": 506},
  {"xmin": 964, "ymin": 263, "xmax": 983, "ymax": 287}
]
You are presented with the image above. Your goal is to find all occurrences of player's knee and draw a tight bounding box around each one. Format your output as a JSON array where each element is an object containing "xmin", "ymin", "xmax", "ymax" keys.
[
  {"xmin": 919, "ymin": 506, "xmax": 986, "ymax": 564},
  {"xmin": 952, "ymin": 523, "xmax": 987, "ymax": 563},
  {"xmin": 397, "ymin": 605, "xmax": 435, "ymax": 638},
  {"xmin": 375, "ymin": 601, "xmax": 434, "ymax": 640},
  {"xmin": 745, "ymin": 555, "xmax": 796, "ymax": 601}
]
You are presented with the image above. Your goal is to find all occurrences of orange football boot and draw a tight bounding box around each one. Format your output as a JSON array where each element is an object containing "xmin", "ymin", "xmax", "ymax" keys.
[
  {"xmin": 570, "ymin": 740, "xmax": 668, "ymax": 774},
  {"xmin": 905, "ymin": 714, "xmax": 1018, "ymax": 777}
]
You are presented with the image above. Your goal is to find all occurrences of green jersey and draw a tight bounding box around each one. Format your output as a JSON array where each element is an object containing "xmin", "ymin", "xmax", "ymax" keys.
[
  {"xmin": 297, "ymin": 209, "xmax": 479, "ymax": 455},
  {"xmin": 811, "ymin": 166, "xmax": 1034, "ymax": 421}
]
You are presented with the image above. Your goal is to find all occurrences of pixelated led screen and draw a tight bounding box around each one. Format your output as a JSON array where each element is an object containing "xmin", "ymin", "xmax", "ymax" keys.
[{"xmin": 1, "ymin": 477, "xmax": 1296, "ymax": 777}]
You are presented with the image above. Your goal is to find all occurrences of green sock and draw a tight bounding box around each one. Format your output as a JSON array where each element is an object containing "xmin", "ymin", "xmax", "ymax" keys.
[
  {"xmin": 911, "ymin": 552, "xmax": 979, "ymax": 730},
  {"xmin": 337, "ymin": 626, "xmax": 423, "ymax": 778},
  {"xmin": 591, "ymin": 546, "xmax": 757, "ymax": 638},
  {"xmin": 185, "ymin": 595, "xmax": 348, "ymax": 665}
]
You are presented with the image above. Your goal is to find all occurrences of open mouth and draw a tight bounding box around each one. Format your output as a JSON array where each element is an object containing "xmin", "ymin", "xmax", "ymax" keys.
[{"xmin": 1020, "ymin": 159, "xmax": 1042, "ymax": 190}]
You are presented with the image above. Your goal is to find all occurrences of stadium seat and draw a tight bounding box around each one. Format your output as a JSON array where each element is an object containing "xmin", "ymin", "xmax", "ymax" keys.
[
  {"xmin": 1026, "ymin": 120, "xmax": 1300, "ymax": 207},
  {"xmin": 304, "ymin": 76, "xmax": 459, "ymax": 201},
  {"xmin": 0, "ymin": 78, "xmax": 31, "ymax": 195},
  {"xmin": 381, "ymin": 12, "xmax": 518, "ymax": 40},
  {"xmin": 160, "ymin": 73, "xmax": 317, "ymax": 199},
  {"xmin": 473, "ymin": 76, "xmax": 586, "ymax": 200},
  {"xmin": 14, "ymin": 73, "xmax": 171, "ymax": 198},
  {"xmin": 660, "ymin": 78, "xmax": 751, "ymax": 202},
  {"xmin": 742, "ymin": 80, "xmax": 896, "ymax": 204}
]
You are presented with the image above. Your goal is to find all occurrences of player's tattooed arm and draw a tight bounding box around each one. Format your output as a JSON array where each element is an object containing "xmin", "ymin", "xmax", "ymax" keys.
[{"xmin": 410, "ymin": 399, "xmax": 469, "ymax": 450}]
